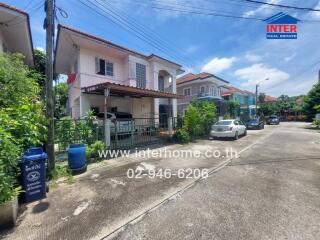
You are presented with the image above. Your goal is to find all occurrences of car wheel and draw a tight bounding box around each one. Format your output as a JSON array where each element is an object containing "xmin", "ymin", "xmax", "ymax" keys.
[
  {"xmin": 234, "ymin": 132, "xmax": 239, "ymax": 140},
  {"xmin": 244, "ymin": 130, "xmax": 247, "ymax": 136}
]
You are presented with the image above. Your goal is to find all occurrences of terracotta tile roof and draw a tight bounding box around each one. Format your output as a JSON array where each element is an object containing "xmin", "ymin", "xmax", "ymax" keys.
[
  {"xmin": 264, "ymin": 95, "xmax": 278, "ymax": 102},
  {"xmin": 57, "ymin": 25, "xmax": 182, "ymax": 67},
  {"xmin": 221, "ymin": 85, "xmax": 254, "ymax": 95},
  {"xmin": 177, "ymin": 72, "xmax": 229, "ymax": 85}
]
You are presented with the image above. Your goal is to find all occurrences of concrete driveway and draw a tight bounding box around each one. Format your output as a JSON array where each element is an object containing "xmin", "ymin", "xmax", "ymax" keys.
[
  {"xmin": 1, "ymin": 122, "xmax": 319, "ymax": 240},
  {"xmin": 112, "ymin": 122, "xmax": 320, "ymax": 240}
]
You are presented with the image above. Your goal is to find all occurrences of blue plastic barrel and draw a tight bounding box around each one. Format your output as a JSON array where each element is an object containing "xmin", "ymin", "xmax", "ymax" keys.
[{"xmin": 68, "ymin": 144, "xmax": 86, "ymax": 171}]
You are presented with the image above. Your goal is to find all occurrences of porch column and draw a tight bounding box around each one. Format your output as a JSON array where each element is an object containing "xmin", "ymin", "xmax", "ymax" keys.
[
  {"xmin": 171, "ymin": 75, "xmax": 177, "ymax": 118},
  {"xmin": 104, "ymin": 88, "xmax": 111, "ymax": 147},
  {"xmin": 168, "ymin": 98, "xmax": 173, "ymax": 136}
]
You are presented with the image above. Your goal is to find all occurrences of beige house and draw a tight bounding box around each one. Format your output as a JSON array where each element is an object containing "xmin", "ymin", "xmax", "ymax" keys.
[
  {"xmin": 0, "ymin": 3, "xmax": 34, "ymax": 66},
  {"xmin": 55, "ymin": 25, "xmax": 184, "ymax": 120},
  {"xmin": 176, "ymin": 72, "xmax": 229, "ymax": 116}
]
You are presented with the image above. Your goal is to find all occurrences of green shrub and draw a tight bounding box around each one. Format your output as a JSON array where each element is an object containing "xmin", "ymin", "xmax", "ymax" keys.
[
  {"xmin": 174, "ymin": 101, "xmax": 217, "ymax": 143},
  {"xmin": 86, "ymin": 141, "xmax": 106, "ymax": 159},
  {"xmin": 174, "ymin": 128, "xmax": 190, "ymax": 143},
  {"xmin": 223, "ymin": 113, "xmax": 232, "ymax": 119},
  {"xmin": 312, "ymin": 119, "xmax": 320, "ymax": 129},
  {"xmin": 0, "ymin": 53, "xmax": 47, "ymax": 203},
  {"xmin": 0, "ymin": 127, "xmax": 22, "ymax": 203}
]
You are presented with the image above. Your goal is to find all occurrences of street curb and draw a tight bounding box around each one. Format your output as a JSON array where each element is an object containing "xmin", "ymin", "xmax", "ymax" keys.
[{"xmin": 98, "ymin": 130, "xmax": 275, "ymax": 240}]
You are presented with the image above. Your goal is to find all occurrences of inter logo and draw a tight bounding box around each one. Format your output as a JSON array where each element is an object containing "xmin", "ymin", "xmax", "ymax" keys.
[{"xmin": 265, "ymin": 12, "xmax": 299, "ymax": 39}]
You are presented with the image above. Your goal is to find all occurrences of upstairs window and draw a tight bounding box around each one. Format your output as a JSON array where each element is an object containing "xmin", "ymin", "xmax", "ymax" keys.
[
  {"xmin": 106, "ymin": 62, "xmax": 113, "ymax": 76},
  {"xmin": 136, "ymin": 63, "xmax": 146, "ymax": 88},
  {"xmin": 95, "ymin": 57, "xmax": 113, "ymax": 76},
  {"xmin": 158, "ymin": 76, "xmax": 165, "ymax": 91},
  {"xmin": 200, "ymin": 86, "xmax": 205, "ymax": 93},
  {"xmin": 184, "ymin": 88, "xmax": 191, "ymax": 96}
]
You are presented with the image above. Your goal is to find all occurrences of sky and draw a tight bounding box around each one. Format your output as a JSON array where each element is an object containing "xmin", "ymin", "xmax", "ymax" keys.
[{"xmin": 5, "ymin": 0, "xmax": 320, "ymax": 96}]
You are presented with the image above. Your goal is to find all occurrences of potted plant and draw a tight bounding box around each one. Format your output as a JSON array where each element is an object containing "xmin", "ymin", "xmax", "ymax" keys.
[{"xmin": 0, "ymin": 127, "xmax": 21, "ymax": 229}]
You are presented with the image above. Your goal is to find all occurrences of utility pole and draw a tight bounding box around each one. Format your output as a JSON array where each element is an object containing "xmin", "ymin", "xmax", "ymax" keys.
[
  {"xmin": 255, "ymin": 84, "xmax": 258, "ymax": 117},
  {"xmin": 318, "ymin": 69, "xmax": 320, "ymax": 84},
  {"xmin": 45, "ymin": 0, "xmax": 55, "ymax": 171}
]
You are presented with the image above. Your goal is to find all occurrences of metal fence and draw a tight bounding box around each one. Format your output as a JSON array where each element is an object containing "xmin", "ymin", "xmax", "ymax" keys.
[
  {"xmin": 54, "ymin": 115, "xmax": 175, "ymax": 158},
  {"xmin": 54, "ymin": 119, "xmax": 104, "ymax": 153}
]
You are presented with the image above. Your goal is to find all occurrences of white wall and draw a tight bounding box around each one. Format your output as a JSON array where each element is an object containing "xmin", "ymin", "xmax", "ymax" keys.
[
  {"xmin": 69, "ymin": 45, "xmax": 180, "ymax": 119},
  {"xmin": 79, "ymin": 47, "xmax": 126, "ymax": 87}
]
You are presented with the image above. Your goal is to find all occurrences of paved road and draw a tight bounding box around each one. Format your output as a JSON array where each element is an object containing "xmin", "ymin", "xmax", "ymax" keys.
[
  {"xmin": 112, "ymin": 122, "xmax": 320, "ymax": 240},
  {"xmin": 1, "ymin": 122, "xmax": 319, "ymax": 240}
]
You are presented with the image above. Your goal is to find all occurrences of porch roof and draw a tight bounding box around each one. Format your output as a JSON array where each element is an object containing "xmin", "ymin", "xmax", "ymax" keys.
[{"xmin": 81, "ymin": 82, "xmax": 184, "ymax": 99}]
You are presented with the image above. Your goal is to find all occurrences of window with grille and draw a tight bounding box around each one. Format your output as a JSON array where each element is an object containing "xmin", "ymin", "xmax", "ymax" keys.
[
  {"xmin": 158, "ymin": 76, "xmax": 165, "ymax": 91},
  {"xmin": 184, "ymin": 88, "xmax": 191, "ymax": 96},
  {"xmin": 95, "ymin": 57, "xmax": 113, "ymax": 76},
  {"xmin": 136, "ymin": 63, "xmax": 146, "ymax": 88}
]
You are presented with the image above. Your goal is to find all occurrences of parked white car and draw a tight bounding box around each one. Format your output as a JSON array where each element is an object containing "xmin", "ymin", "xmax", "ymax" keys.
[{"xmin": 210, "ymin": 119, "xmax": 247, "ymax": 140}]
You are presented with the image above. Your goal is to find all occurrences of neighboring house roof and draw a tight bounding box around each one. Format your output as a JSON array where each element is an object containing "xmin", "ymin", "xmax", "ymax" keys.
[
  {"xmin": 264, "ymin": 95, "xmax": 278, "ymax": 102},
  {"xmin": 177, "ymin": 72, "xmax": 229, "ymax": 85},
  {"xmin": 0, "ymin": 3, "xmax": 34, "ymax": 66},
  {"xmin": 55, "ymin": 25, "xmax": 183, "ymax": 74},
  {"xmin": 221, "ymin": 85, "xmax": 254, "ymax": 96}
]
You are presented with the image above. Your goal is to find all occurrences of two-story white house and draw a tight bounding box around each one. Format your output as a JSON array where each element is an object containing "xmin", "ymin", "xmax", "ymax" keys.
[
  {"xmin": 0, "ymin": 3, "xmax": 34, "ymax": 66},
  {"xmin": 55, "ymin": 25, "xmax": 184, "ymax": 122}
]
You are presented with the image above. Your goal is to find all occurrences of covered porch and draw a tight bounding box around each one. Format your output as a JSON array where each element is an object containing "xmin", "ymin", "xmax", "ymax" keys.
[{"xmin": 81, "ymin": 82, "xmax": 183, "ymax": 149}]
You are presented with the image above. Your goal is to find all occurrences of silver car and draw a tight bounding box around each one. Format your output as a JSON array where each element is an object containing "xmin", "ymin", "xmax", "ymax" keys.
[{"xmin": 210, "ymin": 119, "xmax": 247, "ymax": 140}]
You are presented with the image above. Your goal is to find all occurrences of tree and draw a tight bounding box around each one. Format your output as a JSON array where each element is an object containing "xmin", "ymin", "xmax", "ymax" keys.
[
  {"xmin": 258, "ymin": 92, "xmax": 266, "ymax": 103},
  {"xmin": 0, "ymin": 53, "xmax": 46, "ymax": 203},
  {"xmin": 54, "ymin": 82, "xmax": 68, "ymax": 118},
  {"xmin": 303, "ymin": 83, "xmax": 320, "ymax": 121},
  {"xmin": 32, "ymin": 48, "xmax": 59, "ymax": 101},
  {"xmin": 227, "ymin": 100, "xmax": 240, "ymax": 118},
  {"xmin": 174, "ymin": 100, "xmax": 217, "ymax": 142}
]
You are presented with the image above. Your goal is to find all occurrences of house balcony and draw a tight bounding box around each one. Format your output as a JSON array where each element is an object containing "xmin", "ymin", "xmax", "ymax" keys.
[{"xmin": 197, "ymin": 92, "xmax": 222, "ymax": 100}]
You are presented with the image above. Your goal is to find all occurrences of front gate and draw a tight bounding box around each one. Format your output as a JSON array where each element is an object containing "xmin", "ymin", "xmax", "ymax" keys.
[{"xmin": 109, "ymin": 116, "xmax": 171, "ymax": 150}]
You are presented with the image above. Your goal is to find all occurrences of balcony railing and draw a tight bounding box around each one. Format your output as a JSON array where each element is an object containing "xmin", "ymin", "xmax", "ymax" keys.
[{"xmin": 197, "ymin": 92, "xmax": 221, "ymax": 98}]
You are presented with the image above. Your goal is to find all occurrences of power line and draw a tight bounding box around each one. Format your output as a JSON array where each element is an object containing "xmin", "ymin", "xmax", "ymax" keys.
[
  {"xmin": 241, "ymin": 0, "xmax": 320, "ymax": 12},
  {"xmin": 92, "ymin": 0, "xmax": 190, "ymax": 65},
  {"xmin": 120, "ymin": 0, "xmax": 320, "ymax": 24},
  {"xmin": 78, "ymin": 0, "xmax": 194, "ymax": 67},
  {"xmin": 126, "ymin": 0, "xmax": 264, "ymax": 21},
  {"xmin": 102, "ymin": 0, "xmax": 199, "ymax": 66}
]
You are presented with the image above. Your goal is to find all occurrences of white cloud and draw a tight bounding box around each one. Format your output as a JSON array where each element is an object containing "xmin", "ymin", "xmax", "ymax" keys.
[
  {"xmin": 201, "ymin": 57, "xmax": 237, "ymax": 74},
  {"xmin": 245, "ymin": 52, "xmax": 262, "ymax": 62},
  {"xmin": 234, "ymin": 63, "xmax": 289, "ymax": 88},
  {"xmin": 309, "ymin": 0, "xmax": 320, "ymax": 19},
  {"xmin": 284, "ymin": 53, "xmax": 296, "ymax": 62},
  {"xmin": 265, "ymin": 77, "xmax": 318, "ymax": 96},
  {"xmin": 35, "ymin": 46, "xmax": 45, "ymax": 52},
  {"xmin": 243, "ymin": 0, "xmax": 282, "ymax": 17},
  {"xmin": 185, "ymin": 45, "xmax": 199, "ymax": 54}
]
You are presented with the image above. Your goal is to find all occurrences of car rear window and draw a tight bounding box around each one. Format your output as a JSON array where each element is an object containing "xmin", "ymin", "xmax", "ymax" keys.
[
  {"xmin": 248, "ymin": 119, "xmax": 258, "ymax": 123},
  {"xmin": 216, "ymin": 120, "xmax": 233, "ymax": 125}
]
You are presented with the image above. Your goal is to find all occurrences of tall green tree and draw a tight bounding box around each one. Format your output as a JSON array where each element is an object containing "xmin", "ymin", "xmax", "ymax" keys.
[
  {"xmin": 54, "ymin": 82, "xmax": 68, "ymax": 118},
  {"xmin": 0, "ymin": 53, "xmax": 46, "ymax": 203},
  {"xmin": 258, "ymin": 92, "xmax": 266, "ymax": 103},
  {"xmin": 303, "ymin": 83, "xmax": 320, "ymax": 121}
]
